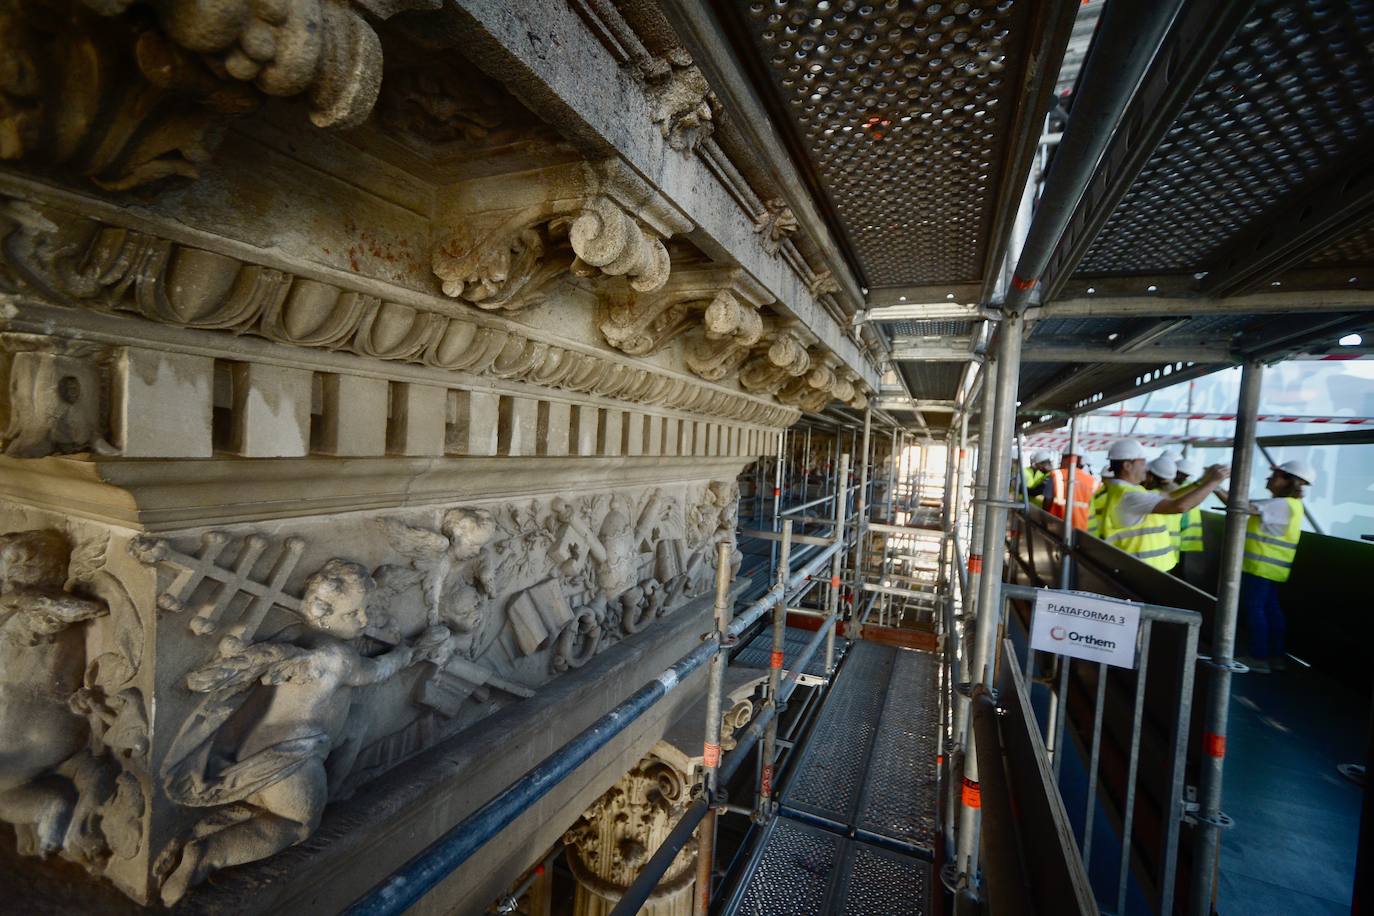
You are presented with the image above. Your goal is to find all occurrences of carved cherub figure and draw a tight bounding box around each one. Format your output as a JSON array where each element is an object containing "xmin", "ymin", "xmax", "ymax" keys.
[
  {"xmin": 376, "ymin": 508, "xmax": 498, "ymax": 635},
  {"xmin": 158, "ymin": 559, "xmax": 451, "ymax": 905},
  {"xmin": 0, "ymin": 530, "xmax": 109, "ymax": 857}
]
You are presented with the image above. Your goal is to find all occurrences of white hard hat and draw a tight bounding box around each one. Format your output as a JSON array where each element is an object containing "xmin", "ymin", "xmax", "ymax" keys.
[
  {"xmin": 1274, "ymin": 459, "xmax": 1316, "ymax": 486},
  {"xmin": 1162, "ymin": 449, "xmax": 1183, "ymax": 461},
  {"xmin": 1148, "ymin": 455, "xmax": 1177, "ymax": 480},
  {"xmin": 1176, "ymin": 458, "xmax": 1202, "ymax": 479},
  {"xmin": 1107, "ymin": 439, "xmax": 1147, "ymax": 461},
  {"xmin": 1031, "ymin": 449, "xmax": 1053, "ymax": 464}
]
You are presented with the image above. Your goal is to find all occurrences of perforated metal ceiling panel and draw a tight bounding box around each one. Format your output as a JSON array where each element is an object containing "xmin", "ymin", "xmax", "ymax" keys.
[
  {"xmin": 1304, "ymin": 219, "xmax": 1374, "ymax": 266},
  {"xmin": 735, "ymin": 0, "xmax": 1039, "ymax": 287},
  {"xmin": 898, "ymin": 361, "xmax": 963, "ymax": 400},
  {"xmin": 887, "ymin": 319, "xmax": 975, "ymax": 337},
  {"xmin": 1074, "ymin": 0, "xmax": 1374, "ymax": 277}
]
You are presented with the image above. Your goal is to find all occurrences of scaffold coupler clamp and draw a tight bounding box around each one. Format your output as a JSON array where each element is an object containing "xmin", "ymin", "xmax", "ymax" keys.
[
  {"xmin": 1198, "ymin": 654, "xmax": 1248, "ymax": 673},
  {"xmin": 938, "ymin": 862, "xmax": 967, "ymax": 895},
  {"xmin": 753, "ymin": 799, "xmax": 779, "ymax": 824}
]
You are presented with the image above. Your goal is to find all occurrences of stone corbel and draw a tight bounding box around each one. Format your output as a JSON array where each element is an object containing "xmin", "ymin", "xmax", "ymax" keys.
[
  {"xmin": 777, "ymin": 350, "xmax": 838, "ymax": 413},
  {"xmin": 91, "ymin": 0, "xmax": 416, "ymax": 129},
  {"xmin": 599, "ymin": 265, "xmax": 756, "ymax": 358},
  {"xmin": 738, "ymin": 328, "xmax": 811, "ymax": 396},
  {"xmin": 682, "ymin": 275, "xmax": 770, "ymax": 382},
  {"xmin": 0, "ymin": 0, "xmax": 418, "ymax": 190},
  {"xmin": 432, "ymin": 160, "xmax": 693, "ymax": 312},
  {"xmin": 846, "ymin": 375, "xmax": 872, "ymax": 411},
  {"xmin": 830, "ymin": 368, "xmax": 858, "ymax": 406}
]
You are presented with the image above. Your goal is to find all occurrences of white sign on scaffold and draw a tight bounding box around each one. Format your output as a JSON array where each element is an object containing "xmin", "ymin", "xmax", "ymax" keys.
[{"xmin": 1029, "ymin": 589, "xmax": 1142, "ymax": 669}]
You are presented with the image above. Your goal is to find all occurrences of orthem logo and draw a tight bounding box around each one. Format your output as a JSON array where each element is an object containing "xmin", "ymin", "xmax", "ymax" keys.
[{"xmin": 1050, "ymin": 626, "xmax": 1067, "ymax": 640}]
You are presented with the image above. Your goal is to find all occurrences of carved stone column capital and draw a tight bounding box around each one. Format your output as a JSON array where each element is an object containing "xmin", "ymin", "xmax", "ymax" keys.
[{"xmin": 563, "ymin": 754, "xmax": 697, "ymax": 915}]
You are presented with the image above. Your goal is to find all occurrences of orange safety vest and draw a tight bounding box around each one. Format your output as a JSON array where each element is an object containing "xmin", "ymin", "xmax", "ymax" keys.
[{"xmin": 1048, "ymin": 467, "xmax": 1096, "ymax": 531}]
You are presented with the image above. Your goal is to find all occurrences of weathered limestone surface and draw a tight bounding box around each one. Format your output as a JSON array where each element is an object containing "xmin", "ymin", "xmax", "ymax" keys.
[{"xmin": 0, "ymin": 0, "xmax": 876, "ymax": 910}]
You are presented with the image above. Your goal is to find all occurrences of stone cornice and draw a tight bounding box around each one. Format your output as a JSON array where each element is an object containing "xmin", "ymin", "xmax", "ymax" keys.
[
  {"xmin": 0, "ymin": 454, "xmax": 754, "ymax": 530},
  {"xmin": 0, "ymin": 181, "xmax": 800, "ymax": 429},
  {"xmin": 425, "ymin": 0, "xmax": 882, "ymax": 393}
]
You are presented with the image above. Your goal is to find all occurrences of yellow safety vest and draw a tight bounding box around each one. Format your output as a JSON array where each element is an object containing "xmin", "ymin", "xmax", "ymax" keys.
[
  {"xmin": 1242, "ymin": 497, "xmax": 1303, "ymax": 583},
  {"xmin": 1021, "ymin": 467, "xmax": 1045, "ymax": 502},
  {"xmin": 1159, "ymin": 511, "xmax": 1181, "ymax": 570},
  {"xmin": 1087, "ymin": 483, "xmax": 1110, "ymax": 537},
  {"xmin": 1097, "ymin": 480, "xmax": 1175, "ymax": 571},
  {"xmin": 1174, "ymin": 481, "xmax": 1204, "ymax": 553}
]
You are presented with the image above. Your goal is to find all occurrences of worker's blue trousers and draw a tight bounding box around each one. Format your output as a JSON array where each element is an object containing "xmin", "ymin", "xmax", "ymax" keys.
[{"xmin": 1240, "ymin": 572, "xmax": 1286, "ymax": 660}]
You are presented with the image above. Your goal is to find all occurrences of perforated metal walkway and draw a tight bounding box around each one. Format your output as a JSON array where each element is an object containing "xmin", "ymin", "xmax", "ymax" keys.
[
  {"xmin": 733, "ymin": 624, "xmax": 846, "ymax": 684},
  {"xmin": 726, "ymin": 640, "xmax": 939, "ymax": 915}
]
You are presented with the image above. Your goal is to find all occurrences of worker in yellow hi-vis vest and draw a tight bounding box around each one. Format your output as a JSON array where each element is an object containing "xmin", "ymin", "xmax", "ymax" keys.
[
  {"xmin": 1214, "ymin": 459, "xmax": 1313, "ymax": 674},
  {"xmin": 1142, "ymin": 454, "xmax": 1180, "ymax": 572},
  {"xmin": 1020, "ymin": 449, "xmax": 1054, "ymax": 506},
  {"xmin": 1172, "ymin": 458, "xmax": 1206, "ymax": 555},
  {"xmin": 1088, "ymin": 439, "xmax": 1229, "ymax": 570}
]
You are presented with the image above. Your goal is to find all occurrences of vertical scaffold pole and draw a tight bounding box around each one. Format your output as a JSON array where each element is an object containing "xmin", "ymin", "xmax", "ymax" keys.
[
  {"xmin": 825, "ymin": 453, "xmax": 850, "ymax": 674},
  {"xmin": 886, "ymin": 427, "xmax": 898, "ymax": 520},
  {"xmin": 851, "ymin": 408, "xmax": 872, "ymax": 622},
  {"xmin": 955, "ymin": 315, "xmax": 1023, "ymax": 887},
  {"xmin": 758, "ymin": 520, "xmax": 792, "ymax": 815},
  {"xmin": 770, "ymin": 429, "xmax": 786, "ymax": 580},
  {"xmin": 1058, "ymin": 417, "xmax": 1080, "ymax": 588},
  {"xmin": 957, "ymin": 355, "xmax": 998, "ymax": 746},
  {"xmin": 1190, "ymin": 359, "xmax": 1263, "ymax": 916},
  {"xmin": 694, "ymin": 542, "xmax": 734, "ymax": 916}
]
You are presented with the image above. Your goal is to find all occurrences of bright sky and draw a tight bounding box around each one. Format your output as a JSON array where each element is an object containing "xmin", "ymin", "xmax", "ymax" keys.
[{"xmin": 1066, "ymin": 361, "xmax": 1374, "ymax": 542}]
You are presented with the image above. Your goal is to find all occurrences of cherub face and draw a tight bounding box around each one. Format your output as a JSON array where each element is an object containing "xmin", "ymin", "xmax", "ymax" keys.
[
  {"xmin": 0, "ymin": 531, "xmax": 70, "ymax": 591},
  {"xmin": 443, "ymin": 509, "xmax": 496, "ymax": 561},
  {"xmin": 302, "ymin": 560, "xmax": 373, "ymax": 639}
]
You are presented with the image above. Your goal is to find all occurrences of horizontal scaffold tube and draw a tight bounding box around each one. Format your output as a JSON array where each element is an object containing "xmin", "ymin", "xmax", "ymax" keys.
[{"xmin": 344, "ymin": 540, "xmax": 843, "ymax": 916}]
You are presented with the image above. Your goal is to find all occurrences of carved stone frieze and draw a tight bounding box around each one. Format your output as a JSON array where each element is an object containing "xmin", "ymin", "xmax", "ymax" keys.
[
  {"xmin": 0, "ymin": 523, "xmax": 151, "ymax": 897},
  {"xmin": 87, "ymin": 0, "xmax": 417, "ymax": 131},
  {"xmin": 432, "ymin": 160, "xmax": 692, "ymax": 312},
  {"xmin": 0, "ymin": 477, "xmax": 742, "ymax": 904},
  {"xmin": 753, "ymin": 198, "xmax": 798, "ymax": 256},
  {"xmin": 0, "ymin": 196, "xmax": 798, "ymax": 433},
  {"xmin": 643, "ymin": 50, "xmax": 719, "ymax": 156},
  {"xmin": 0, "ymin": 0, "xmax": 259, "ymax": 190}
]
